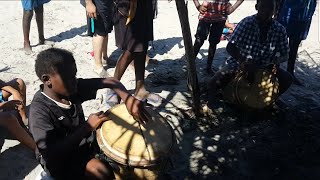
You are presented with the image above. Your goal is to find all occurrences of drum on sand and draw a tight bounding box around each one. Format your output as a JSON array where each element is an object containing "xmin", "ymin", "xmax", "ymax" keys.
[
  {"xmin": 96, "ymin": 104, "xmax": 174, "ymax": 179},
  {"xmin": 223, "ymin": 69, "xmax": 280, "ymax": 109}
]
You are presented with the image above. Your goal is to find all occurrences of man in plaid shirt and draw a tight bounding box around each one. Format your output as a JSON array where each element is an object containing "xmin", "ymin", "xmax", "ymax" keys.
[
  {"xmin": 207, "ymin": 0, "xmax": 292, "ymax": 110},
  {"xmin": 193, "ymin": 0, "xmax": 244, "ymax": 74}
]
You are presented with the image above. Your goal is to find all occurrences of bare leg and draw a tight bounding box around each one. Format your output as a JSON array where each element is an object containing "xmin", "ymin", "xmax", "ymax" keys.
[
  {"xmin": 85, "ymin": 158, "xmax": 115, "ymax": 180},
  {"xmin": 207, "ymin": 43, "xmax": 217, "ymax": 74},
  {"xmin": 133, "ymin": 52, "xmax": 148, "ymax": 98},
  {"xmin": 193, "ymin": 38, "xmax": 204, "ymax": 59},
  {"xmin": 276, "ymin": 68, "xmax": 293, "ymax": 95},
  {"xmin": 113, "ymin": 50, "xmax": 134, "ymax": 80},
  {"xmin": 0, "ymin": 112, "xmax": 36, "ymax": 151},
  {"xmin": 22, "ymin": 10, "xmax": 33, "ymax": 54},
  {"xmin": 34, "ymin": 5, "xmax": 45, "ymax": 44},
  {"xmin": 93, "ymin": 34, "xmax": 106, "ymax": 72},
  {"xmin": 288, "ymin": 37, "xmax": 302, "ymax": 85},
  {"xmin": 102, "ymin": 34, "xmax": 109, "ymax": 63},
  {"xmin": 2, "ymin": 78, "xmax": 28, "ymax": 124}
]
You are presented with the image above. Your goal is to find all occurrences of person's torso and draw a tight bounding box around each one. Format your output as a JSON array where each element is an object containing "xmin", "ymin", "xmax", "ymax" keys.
[
  {"xmin": 238, "ymin": 16, "xmax": 286, "ymax": 66},
  {"xmin": 277, "ymin": 0, "xmax": 317, "ymax": 22},
  {"xmin": 199, "ymin": 0, "xmax": 230, "ymax": 22}
]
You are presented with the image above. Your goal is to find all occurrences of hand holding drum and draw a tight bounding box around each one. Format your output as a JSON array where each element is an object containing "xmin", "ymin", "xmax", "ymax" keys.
[{"xmin": 123, "ymin": 95, "xmax": 150, "ymax": 125}]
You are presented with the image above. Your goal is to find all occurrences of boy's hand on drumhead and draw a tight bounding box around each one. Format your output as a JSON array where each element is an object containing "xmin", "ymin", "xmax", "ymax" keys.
[
  {"xmin": 87, "ymin": 111, "xmax": 109, "ymax": 130},
  {"xmin": 125, "ymin": 96, "xmax": 148, "ymax": 125}
]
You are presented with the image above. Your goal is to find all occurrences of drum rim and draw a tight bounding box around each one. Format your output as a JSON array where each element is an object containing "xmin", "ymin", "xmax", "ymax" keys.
[
  {"xmin": 96, "ymin": 104, "xmax": 175, "ymax": 168},
  {"xmin": 223, "ymin": 69, "xmax": 280, "ymax": 109}
]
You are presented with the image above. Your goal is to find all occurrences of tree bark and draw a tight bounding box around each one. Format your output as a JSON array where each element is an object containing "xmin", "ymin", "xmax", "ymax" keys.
[{"xmin": 175, "ymin": 0, "xmax": 200, "ymax": 116}]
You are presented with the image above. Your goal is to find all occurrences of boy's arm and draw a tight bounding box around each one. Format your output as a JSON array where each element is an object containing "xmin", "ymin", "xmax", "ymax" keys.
[
  {"xmin": 193, "ymin": 0, "xmax": 207, "ymax": 13},
  {"xmin": 226, "ymin": 43, "xmax": 246, "ymax": 64},
  {"xmin": 227, "ymin": 0, "xmax": 244, "ymax": 15}
]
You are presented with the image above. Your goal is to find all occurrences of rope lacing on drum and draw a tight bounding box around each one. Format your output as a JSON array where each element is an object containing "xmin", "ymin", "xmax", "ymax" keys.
[{"xmin": 138, "ymin": 123, "xmax": 152, "ymax": 166}]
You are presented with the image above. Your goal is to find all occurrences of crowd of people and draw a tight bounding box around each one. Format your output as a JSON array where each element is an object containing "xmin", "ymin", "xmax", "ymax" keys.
[{"xmin": 0, "ymin": 0, "xmax": 317, "ymax": 179}]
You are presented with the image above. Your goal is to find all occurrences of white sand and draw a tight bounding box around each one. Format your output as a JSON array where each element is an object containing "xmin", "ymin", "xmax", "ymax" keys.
[{"xmin": 0, "ymin": 1, "xmax": 319, "ymax": 179}]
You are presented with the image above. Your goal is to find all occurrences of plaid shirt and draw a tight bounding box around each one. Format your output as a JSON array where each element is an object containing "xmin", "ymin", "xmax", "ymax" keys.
[
  {"xmin": 228, "ymin": 15, "xmax": 289, "ymax": 67},
  {"xmin": 199, "ymin": 0, "xmax": 231, "ymax": 22}
]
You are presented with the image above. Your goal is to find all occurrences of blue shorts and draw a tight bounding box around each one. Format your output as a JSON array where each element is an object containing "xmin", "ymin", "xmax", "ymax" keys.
[
  {"xmin": 21, "ymin": 0, "xmax": 50, "ymax": 11},
  {"xmin": 0, "ymin": 91, "xmax": 4, "ymax": 103}
]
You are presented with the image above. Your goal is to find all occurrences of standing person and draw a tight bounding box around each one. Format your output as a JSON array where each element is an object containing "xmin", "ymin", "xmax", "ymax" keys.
[
  {"xmin": 85, "ymin": 0, "xmax": 114, "ymax": 76},
  {"xmin": 277, "ymin": 0, "xmax": 317, "ymax": 85},
  {"xmin": 193, "ymin": 0, "xmax": 244, "ymax": 74},
  {"xmin": 21, "ymin": 0, "xmax": 50, "ymax": 55},
  {"xmin": 28, "ymin": 48, "xmax": 148, "ymax": 179},
  {"xmin": 112, "ymin": 0, "xmax": 156, "ymax": 100}
]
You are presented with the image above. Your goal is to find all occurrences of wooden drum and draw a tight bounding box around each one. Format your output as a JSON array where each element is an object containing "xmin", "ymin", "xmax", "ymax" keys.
[
  {"xmin": 223, "ymin": 69, "xmax": 280, "ymax": 109},
  {"xmin": 96, "ymin": 104, "xmax": 174, "ymax": 179}
]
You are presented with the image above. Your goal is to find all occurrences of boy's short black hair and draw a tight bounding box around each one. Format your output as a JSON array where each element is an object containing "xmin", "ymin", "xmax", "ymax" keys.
[{"xmin": 35, "ymin": 48, "xmax": 76, "ymax": 78}]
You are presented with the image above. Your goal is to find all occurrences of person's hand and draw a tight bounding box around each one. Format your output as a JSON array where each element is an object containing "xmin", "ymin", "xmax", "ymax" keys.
[
  {"xmin": 87, "ymin": 111, "xmax": 109, "ymax": 130},
  {"xmin": 197, "ymin": 5, "xmax": 207, "ymax": 14},
  {"xmin": 86, "ymin": 2, "xmax": 97, "ymax": 18},
  {"xmin": 125, "ymin": 96, "xmax": 149, "ymax": 125},
  {"xmin": 1, "ymin": 100, "xmax": 22, "ymax": 111},
  {"xmin": 241, "ymin": 63, "xmax": 257, "ymax": 84}
]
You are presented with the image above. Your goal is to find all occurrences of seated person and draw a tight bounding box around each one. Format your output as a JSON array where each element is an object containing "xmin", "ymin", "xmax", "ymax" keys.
[
  {"xmin": 207, "ymin": 0, "xmax": 292, "ymax": 111},
  {"xmin": 221, "ymin": 19, "xmax": 237, "ymax": 40},
  {"xmin": 0, "ymin": 78, "xmax": 35, "ymax": 150},
  {"xmin": 0, "ymin": 78, "xmax": 28, "ymax": 124},
  {"xmin": 28, "ymin": 48, "xmax": 148, "ymax": 179}
]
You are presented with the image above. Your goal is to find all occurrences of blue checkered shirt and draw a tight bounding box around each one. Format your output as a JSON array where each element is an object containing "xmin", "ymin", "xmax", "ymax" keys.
[{"xmin": 228, "ymin": 15, "xmax": 289, "ymax": 67}]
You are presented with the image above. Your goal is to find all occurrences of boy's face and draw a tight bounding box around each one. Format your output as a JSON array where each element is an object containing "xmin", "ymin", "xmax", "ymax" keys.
[
  {"xmin": 256, "ymin": 0, "xmax": 275, "ymax": 23},
  {"xmin": 46, "ymin": 62, "xmax": 78, "ymax": 97}
]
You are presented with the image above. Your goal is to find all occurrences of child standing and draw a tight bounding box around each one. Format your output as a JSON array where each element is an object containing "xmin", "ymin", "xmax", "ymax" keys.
[
  {"xmin": 193, "ymin": 0, "xmax": 244, "ymax": 74},
  {"xmin": 29, "ymin": 48, "xmax": 148, "ymax": 179}
]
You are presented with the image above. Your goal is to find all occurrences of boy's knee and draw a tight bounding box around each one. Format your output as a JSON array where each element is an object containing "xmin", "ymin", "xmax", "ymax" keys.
[
  {"xmin": 86, "ymin": 159, "xmax": 114, "ymax": 180},
  {"xmin": 194, "ymin": 38, "xmax": 205, "ymax": 46},
  {"xmin": 23, "ymin": 10, "xmax": 34, "ymax": 17},
  {"xmin": 15, "ymin": 78, "xmax": 26, "ymax": 89}
]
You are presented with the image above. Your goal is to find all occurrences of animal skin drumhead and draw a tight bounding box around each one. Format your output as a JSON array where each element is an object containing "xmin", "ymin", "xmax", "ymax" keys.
[{"xmin": 96, "ymin": 104, "xmax": 174, "ymax": 167}]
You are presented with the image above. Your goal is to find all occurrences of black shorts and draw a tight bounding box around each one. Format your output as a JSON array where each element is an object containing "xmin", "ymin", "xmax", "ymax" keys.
[
  {"xmin": 195, "ymin": 20, "xmax": 226, "ymax": 45},
  {"xmin": 87, "ymin": 14, "xmax": 113, "ymax": 37},
  {"xmin": 87, "ymin": 0, "xmax": 114, "ymax": 37}
]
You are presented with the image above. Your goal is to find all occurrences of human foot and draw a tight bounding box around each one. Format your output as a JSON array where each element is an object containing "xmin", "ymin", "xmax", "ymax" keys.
[{"xmin": 23, "ymin": 41, "xmax": 32, "ymax": 55}]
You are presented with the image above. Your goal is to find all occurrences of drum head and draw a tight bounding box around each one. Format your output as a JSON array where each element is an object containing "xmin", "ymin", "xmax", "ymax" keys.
[{"xmin": 96, "ymin": 104, "xmax": 174, "ymax": 167}]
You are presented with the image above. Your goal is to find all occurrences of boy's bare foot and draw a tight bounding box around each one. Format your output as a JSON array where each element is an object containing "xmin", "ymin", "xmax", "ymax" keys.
[{"xmin": 23, "ymin": 41, "xmax": 32, "ymax": 55}]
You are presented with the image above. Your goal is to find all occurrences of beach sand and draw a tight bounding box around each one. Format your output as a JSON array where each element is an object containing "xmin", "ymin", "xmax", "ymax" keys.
[{"xmin": 0, "ymin": 1, "xmax": 319, "ymax": 179}]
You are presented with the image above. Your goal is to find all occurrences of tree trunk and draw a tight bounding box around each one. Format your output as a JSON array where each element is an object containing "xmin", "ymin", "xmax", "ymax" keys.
[{"xmin": 175, "ymin": 0, "xmax": 200, "ymax": 116}]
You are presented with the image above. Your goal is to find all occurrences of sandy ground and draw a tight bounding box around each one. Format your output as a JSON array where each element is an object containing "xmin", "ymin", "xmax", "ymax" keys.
[{"xmin": 0, "ymin": 1, "xmax": 319, "ymax": 179}]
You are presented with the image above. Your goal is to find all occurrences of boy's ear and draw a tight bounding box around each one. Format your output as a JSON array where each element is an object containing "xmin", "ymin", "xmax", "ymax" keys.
[{"xmin": 41, "ymin": 74, "xmax": 51, "ymax": 86}]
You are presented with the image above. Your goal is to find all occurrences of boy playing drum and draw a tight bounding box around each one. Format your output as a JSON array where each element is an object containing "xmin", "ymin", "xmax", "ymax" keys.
[
  {"xmin": 28, "ymin": 48, "xmax": 148, "ymax": 179},
  {"xmin": 207, "ymin": 0, "xmax": 293, "ymax": 112}
]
